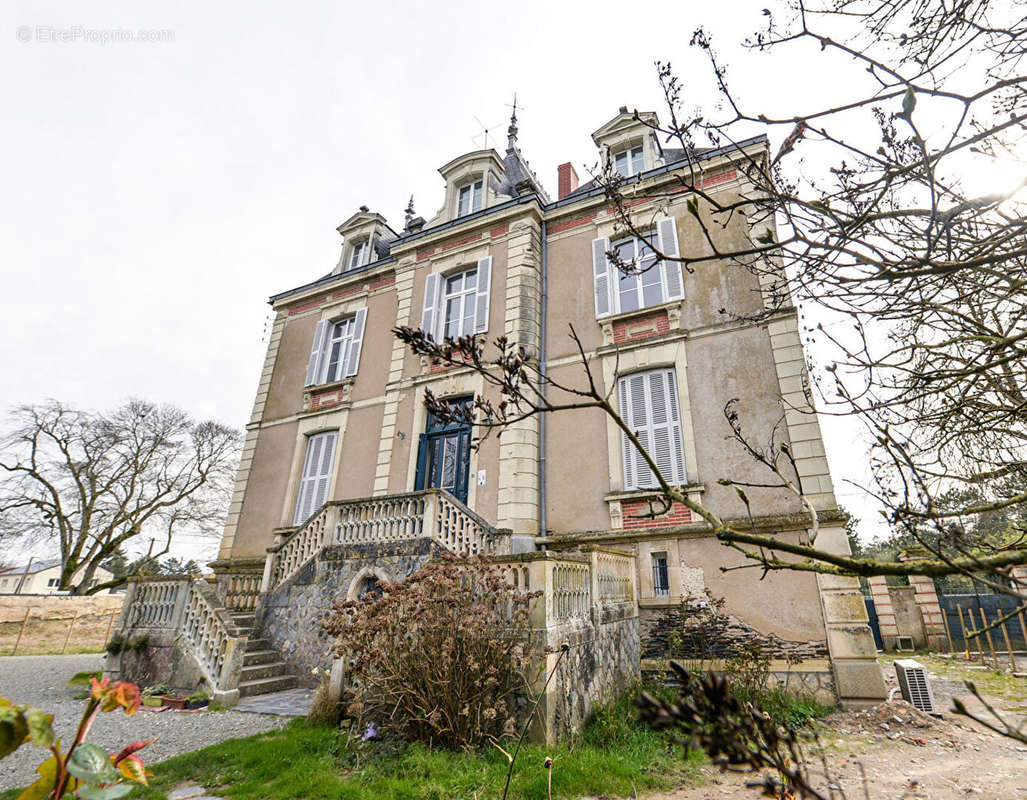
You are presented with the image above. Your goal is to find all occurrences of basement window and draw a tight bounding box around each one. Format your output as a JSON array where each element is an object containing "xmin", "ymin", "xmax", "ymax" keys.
[{"xmin": 651, "ymin": 552, "xmax": 670, "ymax": 597}]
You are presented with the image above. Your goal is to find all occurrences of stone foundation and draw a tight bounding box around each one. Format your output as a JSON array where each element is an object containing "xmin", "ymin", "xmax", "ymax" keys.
[{"xmin": 258, "ymin": 539, "xmax": 438, "ymax": 677}]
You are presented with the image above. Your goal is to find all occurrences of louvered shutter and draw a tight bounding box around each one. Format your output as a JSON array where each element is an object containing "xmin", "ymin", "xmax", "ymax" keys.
[
  {"xmin": 343, "ymin": 307, "xmax": 367, "ymax": 377},
  {"xmin": 592, "ymin": 237, "xmax": 613, "ymax": 317},
  {"xmin": 474, "ymin": 256, "xmax": 492, "ymax": 333},
  {"xmin": 657, "ymin": 218, "xmax": 684, "ymax": 301},
  {"xmin": 305, "ymin": 320, "xmax": 330, "ymax": 387},
  {"xmin": 619, "ymin": 368, "xmax": 687, "ymax": 490},
  {"xmin": 421, "ymin": 273, "xmax": 441, "ymax": 341},
  {"xmin": 293, "ymin": 431, "xmax": 338, "ymax": 525}
]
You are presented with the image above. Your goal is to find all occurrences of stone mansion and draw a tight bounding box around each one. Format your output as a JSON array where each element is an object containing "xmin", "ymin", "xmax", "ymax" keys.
[{"xmin": 109, "ymin": 106, "xmax": 886, "ymax": 737}]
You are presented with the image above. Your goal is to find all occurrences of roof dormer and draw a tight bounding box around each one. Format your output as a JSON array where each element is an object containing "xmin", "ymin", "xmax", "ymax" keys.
[
  {"xmin": 592, "ymin": 107, "xmax": 665, "ymax": 178},
  {"xmin": 429, "ymin": 149, "xmax": 508, "ymax": 225},
  {"xmin": 334, "ymin": 206, "xmax": 396, "ymax": 275}
]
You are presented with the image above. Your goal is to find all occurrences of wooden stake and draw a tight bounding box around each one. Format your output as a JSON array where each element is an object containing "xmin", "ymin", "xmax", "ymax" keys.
[
  {"xmin": 957, "ymin": 605, "xmax": 971, "ymax": 660},
  {"xmin": 61, "ymin": 610, "xmax": 80, "ymax": 655},
  {"xmin": 941, "ymin": 607, "xmax": 955, "ymax": 654},
  {"xmin": 1019, "ymin": 609, "xmax": 1027, "ymax": 654},
  {"xmin": 977, "ymin": 607, "xmax": 999, "ymax": 668},
  {"xmin": 13, "ymin": 608, "xmax": 31, "ymax": 656},
  {"xmin": 999, "ymin": 615, "xmax": 1016, "ymax": 671}
]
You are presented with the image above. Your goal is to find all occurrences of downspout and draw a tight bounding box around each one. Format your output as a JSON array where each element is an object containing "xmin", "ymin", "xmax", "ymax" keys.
[{"xmin": 538, "ymin": 219, "xmax": 548, "ymax": 550}]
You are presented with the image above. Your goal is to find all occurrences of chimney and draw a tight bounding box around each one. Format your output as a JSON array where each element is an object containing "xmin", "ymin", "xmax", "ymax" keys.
[{"xmin": 557, "ymin": 162, "xmax": 579, "ymax": 200}]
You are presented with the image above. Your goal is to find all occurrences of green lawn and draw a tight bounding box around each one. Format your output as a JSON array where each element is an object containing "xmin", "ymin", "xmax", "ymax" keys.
[{"xmin": 1, "ymin": 698, "xmax": 702, "ymax": 800}]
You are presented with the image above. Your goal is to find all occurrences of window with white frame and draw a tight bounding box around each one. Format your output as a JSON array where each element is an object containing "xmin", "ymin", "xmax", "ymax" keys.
[
  {"xmin": 346, "ymin": 238, "xmax": 371, "ymax": 271},
  {"xmin": 457, "ymin": 180, "xmax": 483, "ymax": 216},
  {"xmin": 613, "ymin": 145, "xmax": 645, "ymax": 178},
  {"xmin": 304, "ymin": 308, "xmax": 367, "ymax": 387},
  {"xmin": 618, "ymin": 368, "xmax": 687, "ymax": 490},
  {"xmin": 47, "ymin": 578, "xmax": 59, "ymax": 588},
  {"xmin": 293, "ymin": 431, "xmax": 338, "ymax": 525},
  {"xmin": 651, "ymin": 552, "xmax": 670, "ymax": 597},
  {"xmin": 420, "ymin": 257, "xmax": 492, "ymax": 341},
  {"xmin": 592, "ymin": 217, "xmax": 683, "ymax": 318}
]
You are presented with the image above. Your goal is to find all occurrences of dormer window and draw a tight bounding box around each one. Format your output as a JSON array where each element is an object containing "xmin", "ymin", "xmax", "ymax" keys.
[
  {"xmin": 613, "ymin": 145, "xmax": 645, "ymax": 178},
  {"xmin": 457, "ymin": 180, "xmax": 483, "ymax": 216},
  {"xmin": 347, "ymin": 239, "xmax": 370, "ymax": 271}
]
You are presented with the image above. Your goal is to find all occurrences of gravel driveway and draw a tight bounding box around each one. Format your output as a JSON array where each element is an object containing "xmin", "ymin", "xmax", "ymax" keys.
[{"xmin": 0, "ymin": 654, "xmax": 289, "ymax": 791}]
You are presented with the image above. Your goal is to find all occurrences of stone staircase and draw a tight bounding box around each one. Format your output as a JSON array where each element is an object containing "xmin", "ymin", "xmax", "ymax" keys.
[{"xmin": 228, "ymin": 612, "xmax": 298, "ymax": 698}]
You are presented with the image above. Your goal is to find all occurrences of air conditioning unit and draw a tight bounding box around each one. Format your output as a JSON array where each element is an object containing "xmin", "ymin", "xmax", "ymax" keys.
[{"xmin": 894, "ymin": 658, "xmax": 939, "ymax": 715}]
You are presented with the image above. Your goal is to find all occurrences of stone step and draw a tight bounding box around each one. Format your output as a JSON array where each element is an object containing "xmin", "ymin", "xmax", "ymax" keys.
[
  {"xmin": 238, "ymin": 674, "xmax": 298, "ymax": 697},
  {"xmin": 244, "ymin": 638, "xmax": 271, "ymax": 652},
  {"xmin": 242, "ymin": 649, "xmax": 279, "ymax": 667},
  {"xmin": 240, "ymin": 661, "xmax": 292, "ymax": 682}
]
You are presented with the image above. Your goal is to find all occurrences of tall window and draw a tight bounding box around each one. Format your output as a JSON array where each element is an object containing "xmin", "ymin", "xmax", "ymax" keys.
[
  {"xmin": 442, "ymin": 268, "xmax": 478, "ymax": 339},
  {"xmin": 618, "ymin": 368, "xmax": 687, "ymax": 490},
  {"xmin": 612, "ymin": 234, "xmax": 661, "ymax": 313},
  {"xmin": 592, "ymin": 217, "xmax": 683, "ymax": 318},
  {"xmin": 293, "ymin": 431, "xmax": 338, "ymax": 525},
  {"xmin": 613, "ymin": 145, "xmax": 645, "ymax": 177},
  {"xmin": 347, "ymin": 239, "xmax": 370, "ymax": 270},
  {"xmin": 457, "ymin": 180, "xmax": 483, "ymax": 216},
  {"xmin": 651, "ymin": 553, "xmax": 670, "ymax": 597},
  {"xmin": 304, "ymin": 308, "xmax": 367, "ymax": 386},
  {"xmin": 420, "ymin": 258, "xmax": 492, "ymax": 341}
]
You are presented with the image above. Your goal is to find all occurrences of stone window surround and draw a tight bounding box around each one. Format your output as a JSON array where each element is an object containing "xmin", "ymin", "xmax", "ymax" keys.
[
  {"xmin": 346, "ymin": 566, "xmax": 390, "ymax": 601},
  {"xmin": 634, "ymin": 536, "xmax": 707, "ymax": 604},
  {"xmin": 278, "ymin": 408, "xmax": 348, "ymax": 530},
  {"xmin": 417, "ymin": 242, "xmax": 492, "ymax": 374},
  {"xmin": 438, "ymin": 152, "xmax": 505, "ymax": 223},
  {"xmin": 301, "ymin": 295, "xmax": 369, "ymax": 407},
  {"xmin": 599, "ymin": 340, "xmax": 700, "ymax": 518},
  {"xmin": 404, "ymin": 370, "xmax": 485, "ymax": 512},
  {"xmin": 595, "ymin": 128, "xmax": 660, "ymax": 179}
]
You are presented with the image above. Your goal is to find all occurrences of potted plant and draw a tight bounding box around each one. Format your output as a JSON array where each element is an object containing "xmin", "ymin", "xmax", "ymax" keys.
[
  {"xmin": 185, "ymin": 688, "xmax": 211, "ymax": 710},
  {"xmin": 141, "ymin": 683, "xmax": 168, "ymax": 707},
  {"xmin": 162, "ymin": 691, "xmax": 187, "ymax": 710}
]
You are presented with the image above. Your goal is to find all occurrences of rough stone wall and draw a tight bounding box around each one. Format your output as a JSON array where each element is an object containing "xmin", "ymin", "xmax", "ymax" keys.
[
  {"xmin": 105, "ymin": 630, "xmax": 206, "ymax": 694},
  {"xmin": 258, "ymin": 540, "xmax": 436, "ymax": 678},
  {"xmin": 542, "ymin": 603, "xmax": 640, "ymax": 741},
  {"xmin": 640, "ymin": 601, "xmax": 829, "ymax": 662}
]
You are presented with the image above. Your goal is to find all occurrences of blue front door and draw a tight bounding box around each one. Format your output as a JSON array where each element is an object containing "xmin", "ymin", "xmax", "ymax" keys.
[{"xmin": 414, "ymin": 398, "xmax": 472, "ymax": 505}]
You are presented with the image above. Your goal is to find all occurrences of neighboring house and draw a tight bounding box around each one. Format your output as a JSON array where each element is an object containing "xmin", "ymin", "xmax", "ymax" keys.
[
  {"xmin": 0, "ymin": 559, "xmax": 116, "ymax": 595},
  {"xmin": 110, "ymin": 106, "xmax": 885, "ymax": 721}
]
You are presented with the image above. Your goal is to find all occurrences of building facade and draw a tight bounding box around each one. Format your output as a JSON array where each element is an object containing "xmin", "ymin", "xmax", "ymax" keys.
[
  {"xmin": 111, "ymin": 106, "xmax": 885, "ymax": 719},
  {"xmin": 0, "ymin": 560, "xmax": 115, "ymax": 595}
]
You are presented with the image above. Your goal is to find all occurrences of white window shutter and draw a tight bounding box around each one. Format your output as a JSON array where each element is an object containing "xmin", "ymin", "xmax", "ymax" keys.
[
  {"xmin": 618, "ymin": 377, "xmax": 636, "ymax": 490},
  {"xmin": 619, "ymin": 368, "xmax": 687, "ymax": 490},
  {"xmin": 305, "ymin": 320, "xmax": 330, "ymax": 387},
  {"xmin": 421, "ymin": 273, "xmax": 440, "ymax": 340},
  {"xmin": 344, "ymin": 307, "xmax": 367, "ymax": 377},
  {"xmin": 657, "ymin": 217, "xmax": 684, "ymax": 301},
  {"xmin": 293, "ymin": 431, "xmax": 338, "ymax": 525},
  {"xmin": 474, "ymin": 256, "xmax": 492, "ymax": 334},
  {"xmin": 592, "ymin": 237, "xmax": 613, "ymax": 317}
]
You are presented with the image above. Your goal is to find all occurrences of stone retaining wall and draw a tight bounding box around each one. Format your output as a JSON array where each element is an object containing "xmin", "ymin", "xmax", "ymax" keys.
[{"xmin": 258, "ymin": 540, "xmax": 438, "ymax": 677}]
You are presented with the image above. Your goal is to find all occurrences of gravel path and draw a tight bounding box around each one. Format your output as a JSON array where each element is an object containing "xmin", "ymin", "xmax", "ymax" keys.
[{"xmin": 0, "ymin": 654, "xmax": 289, "ymax": 791}]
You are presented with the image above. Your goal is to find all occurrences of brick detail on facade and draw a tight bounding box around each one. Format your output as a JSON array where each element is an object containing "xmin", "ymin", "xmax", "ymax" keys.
[
  {"xmin": 369, "ymin": 274, "xmax": 396, "ymax": 290},
  {"xmin": 621, "ymin": 498, "xmax": 691, "ymax": 529},
  {"xmin": 548, "ymin": 211, "xmax": 598, "ymax": 235},
  {"xmin": 309, "ymin": 387, "xmax": 346, "ymax": 411},
  {"xmin": 868, "ymin": 575, "xmax": 899, "ymax": 641},
  {"xmin": 287, "ymin": 297, "xmax": 324, "ymax": 316},
  {"xmin": 489, "ymin": 224, "xmax": 509, "ymax": 238},
  {"xmin": 285, "ymin": 272, "xmax": 395, "ymax": 315},
  {"xmin": 612, "ymin": 310, "xmax": 670, "ymax": 344}
]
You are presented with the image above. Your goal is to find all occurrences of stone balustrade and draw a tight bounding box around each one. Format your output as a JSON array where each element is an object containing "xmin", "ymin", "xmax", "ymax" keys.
[
  {"xmin": 112, "ymin": 575, "xmax": 246, "ymax": 705},
  {"xmin": 263, "ymin": 489, "xmax": 505, "ymax": 594}
]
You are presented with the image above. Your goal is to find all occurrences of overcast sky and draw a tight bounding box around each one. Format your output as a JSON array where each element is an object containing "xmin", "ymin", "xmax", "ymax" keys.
[{"xmin": 1, "ymin": 0, "xmax": 895, "ymax": 560}]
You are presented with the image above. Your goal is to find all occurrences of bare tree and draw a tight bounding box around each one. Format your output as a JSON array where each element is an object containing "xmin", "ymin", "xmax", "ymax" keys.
[
  {"xmin": 395, "ymin": 0, "xmax": 1027, "ymax": 592},
  {"xmin": 0, "ymin": 399, "xmax": 240, "ymax": 594}
]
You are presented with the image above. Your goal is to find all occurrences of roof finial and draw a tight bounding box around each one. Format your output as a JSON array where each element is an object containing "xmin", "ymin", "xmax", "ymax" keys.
[
  {"xmin": 506, "ymin": 92, "xmax": 520, "ymax": 151},
  {"xmin": 404, "ymin": 195, "xmax": 415, "ymax": 226}
]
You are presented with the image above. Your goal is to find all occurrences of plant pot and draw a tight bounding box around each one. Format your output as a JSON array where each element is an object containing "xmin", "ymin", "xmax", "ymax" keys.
[
  {"xmin": 185, "ymin": 699, "xmax": 209, "ymax": 710},
  {"xmin": 142, "ymin": 696, "xmax": 164, "ymax": 708},
  {"xmin": 162, "ymin": 696, "xmax": 186, "ymax": 710}
]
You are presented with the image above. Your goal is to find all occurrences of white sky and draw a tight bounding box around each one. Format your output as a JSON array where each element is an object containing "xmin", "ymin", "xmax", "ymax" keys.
[{"xmin": 1, "ymin": 0, "xmax": 895, "ymax": 560}]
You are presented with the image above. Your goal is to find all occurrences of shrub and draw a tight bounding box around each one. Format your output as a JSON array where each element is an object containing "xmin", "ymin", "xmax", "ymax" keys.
[
  {"xmin": 323, "ymin": 554, "xmax": 543, "ymax": 749},
  {"xmin": 307, "ymin": 679, "xmax": 344, "ymax": 728}
]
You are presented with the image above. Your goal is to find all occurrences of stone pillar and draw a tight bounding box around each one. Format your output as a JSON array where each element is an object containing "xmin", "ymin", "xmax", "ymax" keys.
[
  {"xmin": 814, "ymin": 524, "xmax": 888, "ymax": 708},
  {"xmin": 900, "ymin": 552, "xmax": 948, "ymax": 650},
  {"xmin": 867, "ymin": 575, "xmax": 899, "ymax": 650}
]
